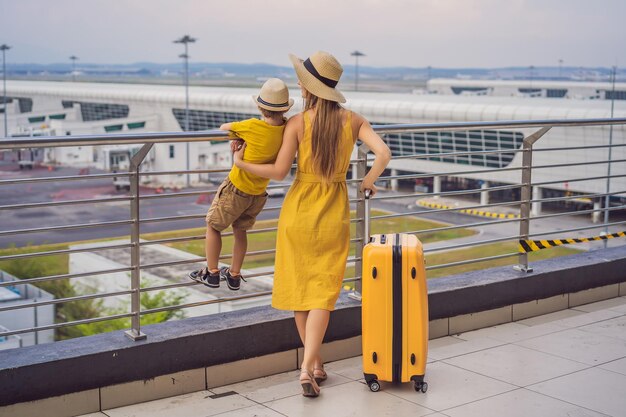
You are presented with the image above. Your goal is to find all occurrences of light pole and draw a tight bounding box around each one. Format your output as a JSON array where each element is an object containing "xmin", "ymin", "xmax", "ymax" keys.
[
  {"xmin": 603, "ymin": 65, "xmax": 617, "ymax": 248},
  {"xmin": 529, "ymin": 65, "xmax": 535, "ymax": 88},
  {"xmin": 1, "ymin": 44, "xmax": 10, "ymax": 138},
  {"xmin": 174, "ymin": 35, "xmax": 196, "ymax": 188},
  {"xmin": 558, "ymin": 59, "xmax": 563, "ymax": 79},
  {"xmin": 69, "ymin": 55, "xmax": 78, "ymax": 82},
  {"xmin": 351, "ymin": 50, "xmax": 365, "ymax": 91}
]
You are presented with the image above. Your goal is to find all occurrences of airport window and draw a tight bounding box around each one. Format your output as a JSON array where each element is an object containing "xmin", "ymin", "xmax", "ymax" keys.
[
  {"xmin": 104, "ymin": 124, "xmax": 124, "ymax": 132},
  {"xmin": 169, "ymin": 145, "xmax": 175, "ymax": 159},
  {"xmin": 49, "ymin": 114, "xmax": 66, "ymax": 120},
  {"xmin": 61, "ymin": 100, "xmax": 129, "ymax": 121},
  {"xmin": 605, "ymin": 90, "xmax": 626, "ymax": 100},
  {"xmin": 18, "ymin": 98, "xmax": 33, "ymax": 113},
  {"xmin": 28, "ymin": 116, "xmax": 45, "ymax": 123},
  {"xmin": 127, "ymin": 121, "xmax": 146, "ymax": 129},
  {"xmin": 2, "ymin": 96, "xmax": 32, "ymax": 113},
  {"xmin": 81, "ymin": 102, "xmax": 129, "ymax": 121},
  {"xmin": 518, "ymin": 88, "xmax": 541, "ymax": 94},
  {"xmin": 172, "ymin": 109, "xmax": 258, "ymax": 131},
  {"xmin": 547, "ymin": 89, "xmax": 568, "ymax": 98},
  {"xmin": 450, "ymin": 87, "xmax": 489, "ymax": 95},
  {"xmin": 377, "ymin": 123, "xmax": 523, "ymax": 168}
]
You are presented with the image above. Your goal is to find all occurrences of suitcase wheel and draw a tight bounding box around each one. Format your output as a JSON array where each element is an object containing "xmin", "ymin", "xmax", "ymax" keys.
[
  {"xmin": 414, "ymin": 381, "xmax": 428, "ymax": 393},
  {"xmin": 368, "ymin": 380, "xmax": 381, "ymax": 392}
]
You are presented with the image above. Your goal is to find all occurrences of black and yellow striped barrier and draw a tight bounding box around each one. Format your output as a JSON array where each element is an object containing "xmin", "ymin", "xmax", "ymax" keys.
[
  {"xmin": 417, "ymin": 201, "xmax": 520, "ymax": 219},
  {"xmin": 519, "ymin": 231, "xmax": 626, "ymax": 253}
]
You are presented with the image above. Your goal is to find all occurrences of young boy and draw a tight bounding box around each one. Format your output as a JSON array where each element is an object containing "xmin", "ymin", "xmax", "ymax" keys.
[{"xmin": 188, "ymin": 78, "xmax": 293, "ymax": 290}]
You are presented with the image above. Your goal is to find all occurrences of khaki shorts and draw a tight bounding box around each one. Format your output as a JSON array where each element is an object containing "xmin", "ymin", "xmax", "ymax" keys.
[{"xmin": 206, "ymin": 178, "xmax": 268, "ymax": 231}]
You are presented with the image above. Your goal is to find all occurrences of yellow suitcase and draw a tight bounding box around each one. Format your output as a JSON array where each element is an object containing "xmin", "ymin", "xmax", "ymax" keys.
[{"xmin": 362, "ymin": 232, "xmax": 429, "ymax": 393}]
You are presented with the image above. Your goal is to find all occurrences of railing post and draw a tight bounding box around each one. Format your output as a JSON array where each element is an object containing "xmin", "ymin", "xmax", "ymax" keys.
[
  {"xmin": 349, "ymin": 144, "xmax": 369, "ymax": 301},
  {"xmin": 125, "ymin": 143, "xmax": 153, "ymax": 341},
  {"xmin": 515, "ymin": 127, "xmax": 551, "ymax": 273}
]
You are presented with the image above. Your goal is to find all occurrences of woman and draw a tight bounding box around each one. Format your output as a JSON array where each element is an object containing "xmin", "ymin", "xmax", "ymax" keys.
[{"xmin": 234, "ymin": 51, "xmax": 390, "ymax": 397}]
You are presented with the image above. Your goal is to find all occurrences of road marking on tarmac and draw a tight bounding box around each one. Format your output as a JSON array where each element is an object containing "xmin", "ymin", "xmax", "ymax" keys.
[{"xmin": 417, "ymin": 201, "xmax": 520, "ymax": 219}]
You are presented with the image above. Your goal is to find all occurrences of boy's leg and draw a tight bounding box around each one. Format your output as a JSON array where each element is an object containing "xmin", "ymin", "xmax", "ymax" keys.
[
  {"xmin": 205, "ymin": 226, "xmax": 222, "ymax": 272},
  {"xmin": 230, "ymin": 227, "xmax": 247, "ymax": 275}
]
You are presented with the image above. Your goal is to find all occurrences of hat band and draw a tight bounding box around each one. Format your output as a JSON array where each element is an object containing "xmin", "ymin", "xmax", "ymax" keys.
[
  {"xmin": 303, "ymin": 58, "xmax": 338, "ymax": 89},
  {"xmin": 257, "ymin": 96, "xmax": 289, "ymax": 108}
]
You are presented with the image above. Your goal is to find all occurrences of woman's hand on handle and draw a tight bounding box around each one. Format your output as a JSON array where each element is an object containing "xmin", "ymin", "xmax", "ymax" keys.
[{"xmin": 360, "ymin": 181, "xmax": 378, "ymax": 197}]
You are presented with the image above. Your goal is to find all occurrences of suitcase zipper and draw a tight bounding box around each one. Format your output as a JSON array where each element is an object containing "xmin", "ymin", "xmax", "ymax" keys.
[{"xmin": 392, "ymin": 233, "xmax": 403, "ymax": 383}]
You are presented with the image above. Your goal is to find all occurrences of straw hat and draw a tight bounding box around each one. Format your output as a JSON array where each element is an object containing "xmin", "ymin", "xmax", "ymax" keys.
[
  {"xmin": 289, "ymin": 51, "xmax": 346, "ymax": 103},
  {"xmin": 253, "ymin": 78, "xmax": 294, "ymax": 112}
]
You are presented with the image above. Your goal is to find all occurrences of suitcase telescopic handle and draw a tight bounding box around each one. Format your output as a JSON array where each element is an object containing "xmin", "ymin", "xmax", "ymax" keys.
[{"xmin": 364, "ymin": 189, "xmax": 372, "ymax": 241}]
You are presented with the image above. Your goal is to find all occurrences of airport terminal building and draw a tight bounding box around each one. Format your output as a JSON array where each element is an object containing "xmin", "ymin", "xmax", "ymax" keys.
[{"xmin": 1, "ymin": 80, "xmax": 625, "ymax": 210}]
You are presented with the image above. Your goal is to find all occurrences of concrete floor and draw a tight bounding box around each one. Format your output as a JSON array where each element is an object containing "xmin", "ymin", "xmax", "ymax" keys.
[{"xmin": 80, "ymin": 296, "xmax": 626, "ymax": 417}]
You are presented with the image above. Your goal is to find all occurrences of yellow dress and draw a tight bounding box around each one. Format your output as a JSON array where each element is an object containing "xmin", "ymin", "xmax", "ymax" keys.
[{"xmin": 272, "ymin": 111, "xmax": 355, "ymax": 311}]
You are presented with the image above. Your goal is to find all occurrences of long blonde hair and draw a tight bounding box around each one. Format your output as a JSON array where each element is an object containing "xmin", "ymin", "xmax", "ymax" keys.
[{"xmin": 304, "ymin": 91, "xmax": 343, "ymax": 181}]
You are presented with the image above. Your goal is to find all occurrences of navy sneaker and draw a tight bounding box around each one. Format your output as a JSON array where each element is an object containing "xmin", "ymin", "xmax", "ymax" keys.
[
  {"xmin": 188, "ymin": 267, "xmax": 220, "ymax": 288},
  {"xmin": 220, "ymin": 266, "xmax": 246, "ymax": 291}
]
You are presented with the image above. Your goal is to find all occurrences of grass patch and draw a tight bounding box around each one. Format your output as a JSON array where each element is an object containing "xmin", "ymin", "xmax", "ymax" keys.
[
  {"xmin": 144, "ymin": 210, "xmax": 476, "ymax": 271},
  {"xmin": 0, "ymin": 243, "xmax": 70, "ymax": 278}
]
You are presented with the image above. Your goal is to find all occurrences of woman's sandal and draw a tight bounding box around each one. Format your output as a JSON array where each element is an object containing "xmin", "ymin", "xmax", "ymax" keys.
[
  {"xmin": 313, "ymin": 367, "xmax": 327, "ymax": 385},
  {"xmin": 299, "ymin": 369, "xmax": 320, "ymax": 397}
]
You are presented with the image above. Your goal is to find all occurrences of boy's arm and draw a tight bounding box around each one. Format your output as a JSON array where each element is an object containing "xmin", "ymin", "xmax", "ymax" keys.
[
  {"xmin": 220, "ymin": 122, "xmax": 234, "ymax": 131},
  {"xmin": 211, "ymin": 122, "xmax": 238, "ymax": 142}
]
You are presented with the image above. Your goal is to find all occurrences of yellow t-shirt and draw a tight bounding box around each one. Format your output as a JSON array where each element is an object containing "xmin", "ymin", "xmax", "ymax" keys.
[{"xmin": 228, "ymin": 118, "xmax": 285, "ymax": 195}]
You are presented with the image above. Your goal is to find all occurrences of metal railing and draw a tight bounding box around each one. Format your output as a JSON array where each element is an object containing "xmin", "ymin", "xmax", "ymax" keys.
[{"xmin": 1, "ymin": 117, "xmax": 626, "ymax": 342}]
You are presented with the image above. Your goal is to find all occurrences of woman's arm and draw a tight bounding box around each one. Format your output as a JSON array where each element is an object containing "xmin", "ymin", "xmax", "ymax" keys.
[
  {"xmin": 355, "ymin": 115, "xmax": 391, "ymax": 196},
  {"xmin": 233, "ymin": 116, "xmax": 300, "ymax": 181}
]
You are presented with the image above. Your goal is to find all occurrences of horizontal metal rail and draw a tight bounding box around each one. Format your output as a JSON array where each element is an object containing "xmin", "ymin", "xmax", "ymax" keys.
[
  {"xmin": 140, "ymin": 274, "xmax": 362, "ymax": 315},
  {"xmin": 0, "ymin": 242, "xmax": 133, "ymax": 262},
  {"xmin": 0, "ymin": 312, "xmax": 135, "ymax": 338},
  {"xmin": 0, "ymin": 219, "xmax": 133, "ymax": 237},
  {"xmin": 4, "ymin": 118, "xmax": 625, "ymax": 150},
  {"xmin": 376, "ymin": 165, "xmax": 524, "ymax": 182},
  {"xmin": 141, "ymin": 291, "xmax": 273, "ymax": 316},
  {"xmin": 0, "ymin": 195, "xmax": 133, "ymax": 211},
  {"xmin": 410, "ymin": 216, "xmax": 522, "ymax": 235},
  {"xmin": 531, "ymin": 158, "xmax": 626, "ymax": 170},
  {"xmin": 424, "ymin": 234, "xmax": 522, "ymax": 253},
  {"xmin": 528, "ymin": 190, "xmax": 626, "ymax": 205},
  {"xmin": 532, "ymin": 143, "xmax": 626, "ymax": 153},
  {"xmin": 426, "ymin": 252, "xmax": 519, "ymax": 271},
  {"xmin": 388, "ymin": 147, "xmax": 526, "ymax": 161},
  {"xmin": 372, "ymin": 200, "xmax": 521, "ymax": 220},
  {"xmin": 0, "ymin": 289, "xmax": 133, "ymax": 313},
  {"xmin": 0, "ymin": 171, "xmax": 132, "ymax": 186},
  {"xmin": 0, "ymin": 266, "xmax": 133, "ymax": 288},
  {"xmin": 532, "ymin": 173, "xmax": 626, "ymax": 187},
  {"xmin": 139, "ymin": 189, "xmax": 219, "ymax": 200},
  {"xmin": 372, "ymin": 183, "xmax": 522, "ymax": 202},
  {"xmin": 529, "ymin": 205, "xmax": 626, "ymax": 222},
  {"xmin": 530, "ymin": 220, "xmax": 626, "ymax": 239},
  {"xmin": 139, "ymin": 168, "xmax": 231, "ymax": 176}
]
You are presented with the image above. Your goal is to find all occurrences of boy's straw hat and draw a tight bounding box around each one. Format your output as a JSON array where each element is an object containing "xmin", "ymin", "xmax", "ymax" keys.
[
  {"xmin": 253, "ymin": 78, "xmax": 294, "ymax": 112},
  {"xmin": 289, "ymin": 51, "xmax": 346, "ymax": 103}
]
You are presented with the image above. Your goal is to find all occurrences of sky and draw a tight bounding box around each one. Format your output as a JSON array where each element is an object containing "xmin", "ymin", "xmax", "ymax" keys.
[{"xmin": 1, "ymin": 0, "xmax": 624, "ymax": 68}]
